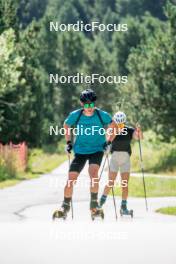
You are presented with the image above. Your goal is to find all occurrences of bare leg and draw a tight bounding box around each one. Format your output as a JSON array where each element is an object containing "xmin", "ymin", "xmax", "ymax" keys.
[
  {"xmin": 89, "ymin": 164, "xmax": 100, "ymax": 193},
  {"xmin": 54, "ymin": 172, "xmax": 80, "ymax": 217},
  {"xmin": 99, "ymin": 171, "xmax": 117, "ymax": 207},
  {"xmin": 121, "ymin": 172, "xmax": 130, "ymax": 200},
  {"xmin": 104, "ymin": 171, "xmax": 118, "ymax": 196},
  {"xmin": 64, "ymin": 172, "xmax": 79, "ymax": 197}
]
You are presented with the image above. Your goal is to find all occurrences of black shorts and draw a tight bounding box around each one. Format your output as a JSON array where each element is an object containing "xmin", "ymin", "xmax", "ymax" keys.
[{"xmin": 69, "ymin": 151, "xmax": 104, "ymax": 173}]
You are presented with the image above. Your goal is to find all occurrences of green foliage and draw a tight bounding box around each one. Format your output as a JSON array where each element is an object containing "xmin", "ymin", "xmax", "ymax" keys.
[
  {"xmin": 83, "ymin": 36, "xmax": 118, "ymax": 112},
  {"xmin": 131, "ymin": 131, "xmax": 176, "ymax": 173},
  {"xmin": 56, "ymin": 31, "xmax": 86, "ymax": 118},
  {"xmin": 17, "ymin": 0, "xmax": 48, "ymax": 28},
  {"xmin": 0, "ymin": 147, "xmax": 67, "ymax": 186},
  {"xmin": 0, "ymin": 0, "xmax": 175, "ymax": 147},
  {"xmin": 18, "ymin": 21, "xmax": 51, "ymax": 146},
  {"xmin": 0, "ymin": 165, "xmax": 10, "ymax": 181},
  {"xmin": 112, "ymin": 14, "xmax": 165, "ymax": 75},
  {"xmin": 116, "ymin": 0, "xmax": 167, "ymax": 20},
  {"xmin": 114, "ymin": 176, "xmax": 176, "ymax": 197},
  {"xmin": 156, "ymin": 207, "xmax": 176, "ymax": 215},
  {"xmin": 123, "ymin": 2, "xmax": 176, "ymax": 140},
  {"xmin": 0, "ymin": 29, "xmax": 25, "ymax": 140},
  {"xmin": 0, "ymin": 29, "xmax": 23, "ymax": 95},
  {"xmin": 0, "ymin": 150, "xmax": 17, "ymax": 181},
  {"xmin": 26, "ymin": 147, "xmax": 67, "ymax": 175},
  {"xmin": 0, "ymin": 0, "xmax": 18, "ymax": 33}
]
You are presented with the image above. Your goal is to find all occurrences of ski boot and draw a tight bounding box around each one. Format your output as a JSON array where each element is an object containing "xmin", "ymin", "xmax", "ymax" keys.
[
  {"xmin": 90, "ymin": 193, "xmax": 104, "ymax": 220},
  {"xmin": 91, "ymin": 207, "xmax": 104, "ymax": 221},
  {"xmin": 120, "ymin": 200, "xmax": 133, "ymax": 218}
]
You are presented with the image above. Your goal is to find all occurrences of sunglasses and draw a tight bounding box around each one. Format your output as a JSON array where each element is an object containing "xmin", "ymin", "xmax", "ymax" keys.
[{"xmin": 84, "ymin": 102, "xmax": 95, "ymax": 109}]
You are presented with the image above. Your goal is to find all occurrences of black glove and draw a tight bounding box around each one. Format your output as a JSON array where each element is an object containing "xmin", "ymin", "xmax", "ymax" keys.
[
  {"xmin": 103, "ymin": 141, "xmax": 112, "ymax": 152},
  {"xmin": 66, "ymin": 141, "xmax": 73, "ymax": 153}
]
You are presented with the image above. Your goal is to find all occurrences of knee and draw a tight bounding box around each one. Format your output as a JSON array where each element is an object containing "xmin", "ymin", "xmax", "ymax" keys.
[
  {"xmin": 67, "ymin": 173, "xmax": 78, "ymax": 187},
  {"xmin": 89, "ymin": 168, "xmax": 99, "ymax": 178},
  {"xmin": 90, "ymin": 176, "xmax": 99, "ymax": 188}
]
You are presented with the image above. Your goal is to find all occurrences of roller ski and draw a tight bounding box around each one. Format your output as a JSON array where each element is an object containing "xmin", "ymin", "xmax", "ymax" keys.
[
  {"xmin": 120, "ymin": 208, "xmax": 133, "ymax": 218},
  {"xmin": 91, "ymin": 207, "xmax": 104, "ymax": 221},
  {"xmin": 120, "ymin": 200, "xmax": 133, "ymax": 218},
  {"xmin": 52, "ymin": 200, "xmax": 70, "ymax": 220},
  {"xmin": 52, "ymin": 208, "xmax": 68, "ymax": 220},
  {"xmin": 90, "ymin": 193, "xmax": 104, "ymax": 220}
]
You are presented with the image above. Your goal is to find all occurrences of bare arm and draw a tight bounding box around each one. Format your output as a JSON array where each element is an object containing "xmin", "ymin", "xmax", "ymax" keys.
[
  {"xmin": 64, "ymin": 123, "xmax": 71, "ymax": 142},
  {"xmin": 133, "ymin": 123, "xmax": 143, "ymax": 140},
  {"xmin": 106, "ymin": 121, "xmax": 117, "ymax": 142}
]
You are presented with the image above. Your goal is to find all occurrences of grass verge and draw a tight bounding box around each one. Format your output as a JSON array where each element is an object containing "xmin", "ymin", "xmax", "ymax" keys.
[
  {"xmin": 156, "ymin": 207, "xmax": 176, "ymax": 216},
  {"xmin": 0, "ymin": 148, "xmax": 67, "ymax": 189},
  {"xmin": 131, "ymin": 131, "xmax": 176, "ymax": 174},
  {"xmin": 113, "ymin": 176, "xmax": 176, "ymax": 197}
]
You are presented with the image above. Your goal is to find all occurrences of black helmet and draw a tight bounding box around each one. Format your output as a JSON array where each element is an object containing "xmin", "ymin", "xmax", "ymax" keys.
[{"xmin": 80, "ymin": 89, "xmax": 97, "ymax": 103}]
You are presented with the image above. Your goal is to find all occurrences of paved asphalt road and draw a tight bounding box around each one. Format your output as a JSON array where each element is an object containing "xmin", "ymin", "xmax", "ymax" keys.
[{"xmin": 0, "ymin": 158, "xmax": 176, "ymax": 264}]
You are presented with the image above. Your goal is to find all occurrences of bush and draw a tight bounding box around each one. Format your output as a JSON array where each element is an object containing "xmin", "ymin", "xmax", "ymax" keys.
[
  {"xmin": 131, "ymin": 131, "xmax": 176, "ymax": 173},
  {"xmin": 0, "ymin": 152, "xmax": 17, "ymax": 181},
  {"xmin": 0, "ymin": 163, "xmax": 10, "ymax": 181}
]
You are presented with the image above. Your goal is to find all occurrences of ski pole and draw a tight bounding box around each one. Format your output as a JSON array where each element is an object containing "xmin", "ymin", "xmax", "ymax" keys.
[
  {"xmin": 99, "ymin": 141, "xmax": 113, "ymax": 180},
  {"xmin": 99, "ymin": 155, "xmax": 108, "ymax": 180},
  {"xmin": 68, "ymin": 153, "xmax": 74, "ymax": 219},
  {"xmin": 137, "ymin": 129, "xmax": 148, "ymax": 211},
  {"xmin": 106, "ymin": 153, "xmax": 118, "ymax": 221}
]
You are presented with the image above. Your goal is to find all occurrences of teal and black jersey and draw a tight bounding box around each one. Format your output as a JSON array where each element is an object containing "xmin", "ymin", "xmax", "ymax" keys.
[
  {"xmin": 65, "ymin": 109, "xmax": 112, "ymax": 154},
  {"xmin": 111, "ymin": 126, "xmax": 135, "ymax": 155}
]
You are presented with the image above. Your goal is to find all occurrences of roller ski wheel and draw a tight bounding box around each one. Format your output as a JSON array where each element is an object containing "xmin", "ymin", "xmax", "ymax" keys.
[
  {"xmin": 91, "ymin": 208, "xmax": 104, "ymax": 221},
  {"xmin": 52, "ymin": 208, "xmax": 67, "ymax": 220},
  {"xmin": 120, "ymin": 208, "xmax": 133, "ymax": 218}
]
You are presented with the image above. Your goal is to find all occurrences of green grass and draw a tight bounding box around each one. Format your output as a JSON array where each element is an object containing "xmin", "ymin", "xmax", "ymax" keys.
[
  {"xmin": 1, "ymin": 131, "xmax": 176, "ymax": 189},
  {"xmin": 0, "ymin": 179, "xmax": 21, "ymax": 188},
  {"xmin": 131, "ymin": 131, "xmax": 176, "ymax": 174},
  {"xmin": 26, "ymin": 148, "xmax": 67, "ymax": 176},
  {"xmin": 113, "ymin": 176, "xmax": 176, "ymax": 197},
  {"xmin": 156, "ymin": 207, "xmax": 176, "ymax": 216},
  {"xmin": 0, "ymin": 147, "xmax": 67, "ymax": 189}
]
